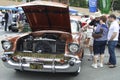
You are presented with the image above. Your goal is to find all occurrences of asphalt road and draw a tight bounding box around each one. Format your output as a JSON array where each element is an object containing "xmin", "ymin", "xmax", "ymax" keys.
[{"xmin": 0, "ymin": 29, "xmax": 120, "ymax": 80}]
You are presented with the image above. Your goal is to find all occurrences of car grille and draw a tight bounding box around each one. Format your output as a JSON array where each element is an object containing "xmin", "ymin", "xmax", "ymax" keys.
[{"xmin": 22, "ymin": 39, "xmax": 66, "ymax": 54}]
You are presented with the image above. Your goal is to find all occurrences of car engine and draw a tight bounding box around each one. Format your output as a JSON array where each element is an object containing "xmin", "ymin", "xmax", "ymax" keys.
[{"xmin": 16, "ymin": 33, "xmax": 66, "ymax": 54}]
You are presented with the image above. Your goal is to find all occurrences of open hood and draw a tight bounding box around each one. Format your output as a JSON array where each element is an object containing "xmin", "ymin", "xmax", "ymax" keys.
[{"xmin": 20, "ymin": 1, "xmax": 71, "ymax": 33}]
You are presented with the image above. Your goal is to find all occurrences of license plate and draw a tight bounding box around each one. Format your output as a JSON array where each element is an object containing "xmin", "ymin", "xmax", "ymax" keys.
[{"xmin": 30, "ymin": 63, "xmax": 43, "ymax": 69}]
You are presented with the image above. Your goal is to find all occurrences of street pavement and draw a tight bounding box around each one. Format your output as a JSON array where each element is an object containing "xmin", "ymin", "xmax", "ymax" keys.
[{"xmin": 0, "ymin": 28, "xmax": 120, "ymax": 80}]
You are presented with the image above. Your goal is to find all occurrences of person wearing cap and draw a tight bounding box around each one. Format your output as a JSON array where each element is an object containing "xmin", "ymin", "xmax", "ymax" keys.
[
  {"xmin": 82, "ymin": 16, "xmax": 100, "ymax": 61},
  {"xmin": 107, "ymin": 14, "xmax": 119, "ymax": 68}
]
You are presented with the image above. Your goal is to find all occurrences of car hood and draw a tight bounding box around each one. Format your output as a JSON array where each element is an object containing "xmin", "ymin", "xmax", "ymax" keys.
[{"xmin": 20, "ymin": 1, "xmax": 71, "ymax": 32}]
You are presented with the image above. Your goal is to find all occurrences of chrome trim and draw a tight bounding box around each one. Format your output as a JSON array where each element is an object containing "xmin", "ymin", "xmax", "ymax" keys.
[
  {"xmin": 1, "ymin": 54, "xmax": 81, "ymax": 73},
  {"xmin": 34, "ymin": 38, "xmax": 56, "ymax": 41},
  {"xmin": 64, "ymin": 54, "xmax": 79, "ymax": 59},
  {"xmin": 4, "ymin": 52, "xmax": 14, "ymax": 55},
  {"xmin": 52, "ymin": 58, "xmax": 55, "ymax": 73}
]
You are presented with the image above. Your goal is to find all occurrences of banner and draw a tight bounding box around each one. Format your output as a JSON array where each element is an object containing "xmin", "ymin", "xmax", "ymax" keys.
[
  {"xmin": 89, "ymin": 0, "xmax": 97, "ymax": 13},
  {"xmin": 99, "ymin": 0, "xmax": 111, "ymax": 14}
]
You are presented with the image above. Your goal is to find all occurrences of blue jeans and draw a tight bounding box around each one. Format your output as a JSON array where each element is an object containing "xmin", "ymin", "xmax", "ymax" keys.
[{"xmin": 108, "ymin": 41, "xmax": 118, "ymax": 65}]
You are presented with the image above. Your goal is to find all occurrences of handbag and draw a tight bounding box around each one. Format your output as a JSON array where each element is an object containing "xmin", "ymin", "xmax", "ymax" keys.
[{"xmin": 92, "ymin": 28, "xmax": 103, "ymax": 39}]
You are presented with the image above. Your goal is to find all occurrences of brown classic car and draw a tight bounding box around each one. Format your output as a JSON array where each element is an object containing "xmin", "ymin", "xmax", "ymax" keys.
[{"xmin": 1, "ymin": 1, "xmax": 84, "ymax": 75}]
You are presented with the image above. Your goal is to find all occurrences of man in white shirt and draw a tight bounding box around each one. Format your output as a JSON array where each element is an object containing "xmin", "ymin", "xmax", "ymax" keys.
[
  {"xmin": 82, "ymin": 16, "xmax": 100, "ymax": 61},
  {"xmin": 107, "ymin": 14, "xmax": 119, "ymax": 68}
]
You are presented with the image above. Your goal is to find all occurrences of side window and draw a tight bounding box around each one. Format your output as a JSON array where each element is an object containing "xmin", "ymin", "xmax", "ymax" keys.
[{"xmin": 70, "ymin": 20, "xmax": 80, "ymax": 33}]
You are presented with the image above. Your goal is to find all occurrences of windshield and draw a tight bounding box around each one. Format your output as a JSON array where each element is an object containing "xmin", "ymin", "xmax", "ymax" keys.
[{"xmin": 70, "ymin": 20, "xmax": 80, "ymax": 33}]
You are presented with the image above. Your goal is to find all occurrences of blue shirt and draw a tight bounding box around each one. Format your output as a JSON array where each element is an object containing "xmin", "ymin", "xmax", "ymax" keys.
[{"xmin": 95, "ymin": 24, "xmax": 108, "ymax": 41}]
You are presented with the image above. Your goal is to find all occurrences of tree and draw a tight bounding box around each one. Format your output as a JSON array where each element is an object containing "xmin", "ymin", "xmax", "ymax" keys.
[
  {"xmin": 69, "ymin": 0, "xmax": 88, "ymax": 8},
  {"xmin": 112, "ymin": 0, "xmax": 120, "ymax": 11}
]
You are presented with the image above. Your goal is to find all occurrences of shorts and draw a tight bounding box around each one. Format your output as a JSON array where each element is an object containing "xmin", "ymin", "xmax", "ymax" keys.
[
  {"xmin": 86, "ymin": 32, "xmax": 93, "ymax": 46},
  {"xmin": 83, "ymin": 31, "xmax": 87, "ymax": 40},
  {"xmin": 89, "ymin": 38, "xmax": 93, "ymax": 46},
  {"xmin": 93, "ymin": 40, "xmax": 107, "ymax": 55},
  {"xmin": 87, "ymin": 32, "xmax": 92, "ymax": 39}
]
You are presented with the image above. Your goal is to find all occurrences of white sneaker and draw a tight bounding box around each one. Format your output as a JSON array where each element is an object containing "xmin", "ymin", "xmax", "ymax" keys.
[
  {"xmin": 98, "ymin": 63, "xmax": 103, "ymax": 67},
  {"xmin": 91, "ymin": 64, "xmax": 98, "ymax": 69}
]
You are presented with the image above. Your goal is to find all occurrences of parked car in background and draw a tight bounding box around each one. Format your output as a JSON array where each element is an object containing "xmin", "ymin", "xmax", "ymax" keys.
[{"xmin": 1, "ymin": 1, "xmax": 84, "ymax": 75}]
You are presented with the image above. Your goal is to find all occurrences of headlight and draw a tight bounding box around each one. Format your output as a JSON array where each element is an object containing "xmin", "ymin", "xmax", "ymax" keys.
[
  {"xmin": 2, "ymin": 41, "xmax": 12, "ymax": 51},
  {"xmin": 68, "ymin": 43, "xmax": 80, "ymax": 53}
]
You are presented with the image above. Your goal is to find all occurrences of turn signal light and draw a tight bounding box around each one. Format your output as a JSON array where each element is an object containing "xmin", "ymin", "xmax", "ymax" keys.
[
  {"xmin": 1, "ymin": 57, "xmax": 7, "ymax": 62},
  {"xmin": 69, "ymin": 61, "xmax": 74, "ymax": 66}
]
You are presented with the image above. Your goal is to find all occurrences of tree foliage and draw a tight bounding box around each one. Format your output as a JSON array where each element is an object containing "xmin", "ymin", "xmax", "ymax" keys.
[
  {"xmin": 69, "ymin": 0, "xmax": 88, "ymax": 8},
  {"xmin": 12, "ymin": 0, "xmax": 120, "ymax": 11},
  {"xmin": 113, "ymin": 0, "xmax": 120, "ymax": 11}
]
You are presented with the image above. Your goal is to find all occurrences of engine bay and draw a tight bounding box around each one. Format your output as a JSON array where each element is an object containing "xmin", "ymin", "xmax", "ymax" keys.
[{"xmin": 16, "ymin": 33, "xmax": 66, "ymax": 54}]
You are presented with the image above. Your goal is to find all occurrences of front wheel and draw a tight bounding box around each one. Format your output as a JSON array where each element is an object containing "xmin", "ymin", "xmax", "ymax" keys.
[
  {"xmin": 15, "ymin": 69, "xmax": 22, "ymax": 72},
  {"xmin": 71, "ymin": 66, "xmax": 81, "ymax": 76}
]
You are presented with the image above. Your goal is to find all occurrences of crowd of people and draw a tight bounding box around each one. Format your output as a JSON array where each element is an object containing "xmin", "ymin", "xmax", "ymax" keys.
[
  {"xmin": 82, "ymin": 14, "xmax": 119, "ymax": 69},
  {"xmin": 0, "ymin": 10, "xmax": 25, "ymax": 32}
]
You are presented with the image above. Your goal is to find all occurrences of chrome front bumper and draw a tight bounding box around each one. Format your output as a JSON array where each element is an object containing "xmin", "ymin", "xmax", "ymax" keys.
[{"xmin": 1, "ymin": 54, "xmax": 81, "ymax": 73}]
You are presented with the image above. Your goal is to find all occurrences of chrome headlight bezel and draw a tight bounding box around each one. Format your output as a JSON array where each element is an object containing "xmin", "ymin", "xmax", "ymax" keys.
[
  {"xmin": 2, "ymin": 41, "xmax": 12, "ymax": 51},
  {"xmin": 68, "ymin": 43, "xmax": 80, "ymax": 54}
]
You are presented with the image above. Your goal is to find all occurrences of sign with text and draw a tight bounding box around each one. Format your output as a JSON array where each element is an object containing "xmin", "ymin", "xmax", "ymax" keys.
[{"xmin": 89, "ymin": 0, "xmax": 97, "ymax": 13}]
